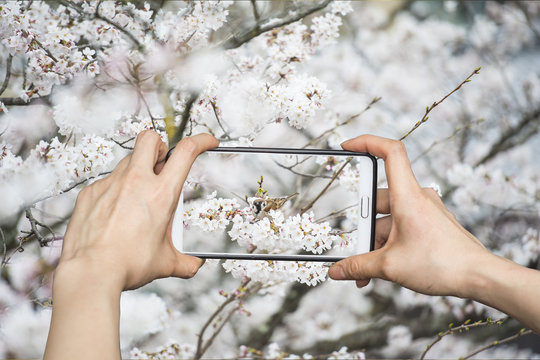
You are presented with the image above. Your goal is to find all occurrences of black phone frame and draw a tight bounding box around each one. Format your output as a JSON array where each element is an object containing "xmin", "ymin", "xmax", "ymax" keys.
[{"xmin": 168, "ymin": 146, "xmax": 377, "ymax": 262}]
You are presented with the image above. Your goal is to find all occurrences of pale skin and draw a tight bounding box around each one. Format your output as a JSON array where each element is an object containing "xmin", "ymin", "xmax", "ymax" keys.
[{"xmin": 44, "ymin": 132, "xmax": 539, "ymax": 360}]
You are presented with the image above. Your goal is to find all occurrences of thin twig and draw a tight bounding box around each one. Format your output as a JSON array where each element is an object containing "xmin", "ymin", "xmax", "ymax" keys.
[
  {"xmin": 274, "ymin": 161, "xmax": 332, "ymax": 179},
  {"xmin": 399, "ymin": 67, "xmax": 481, "ymax": 141},
  {"xmin": 195, "ymin": 279, "xmax": 251, "ymax": 359},
  {"xmin": 514, "ymin": 2, "xmax": 540, "ymax": 42},
  {"xmin": 411, "ymin": 118, "xmax": 484, "ymax": 164},
  {"xmin": 210, "ymin": 101, "xmax": 232, "ymax": 140},
  {"xmin": 172, "ymin": 93, "xmax": 197, "ymax": 146},
  {"xmin": 25, "ymin": 209, "xmax": 55, "ymax": 247},
  {"xmin": 112, "ymin": 138, "xmax": 134, "ymax": 150},
  {"xmin": 461, "ymin": 328, "xmax": 533, "ymax": 360},
  {"xmin": 32, "ymin": 38, "xmax": 58, "ymax": 62},
  {"xmin": 303, "ymin": 97, "xmax": 381, "ymax": 149},
  {"xmin": 0, "ymin": 55, "xmax": 13, "ymax": 97},
  {"xmin": 300, "ymin": 158, "xmax": 352, "ymax": 215},
  {"xmin": 420, "ymin": 317, "xmax": 506, "ymax": 360},
  {"xmin": 59, "ymin": 171, "xmax": 112, "ymax": 194},
  {"xmin": 0, "ymin": 227, "xmax": 7, "ymax": 268}
]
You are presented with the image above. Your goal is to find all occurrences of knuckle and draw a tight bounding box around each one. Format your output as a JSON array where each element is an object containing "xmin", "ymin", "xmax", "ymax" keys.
[
  {"xmin": 343, "ymin": 259, "xmax": 360, "ymax": 279},
  {"xmin": 177, "ymin": 137, "xmax": 198, "ymax": 157},
  {"xmin": 137, "ymin": 129, "xmax": 157, "ymax": 140},
  {"xmin": 389, "ymin": 140, "xmax": 407, "ymax": 157},
  {"xmin": 379, "ymin": 253, "xmax": 394, "ymax": 280}
]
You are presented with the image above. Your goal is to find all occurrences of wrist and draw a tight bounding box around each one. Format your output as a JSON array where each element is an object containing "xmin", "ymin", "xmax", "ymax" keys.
[
  {"xmin": 54, "ymin": 256, "xmax": 126, "ymax": 296},
  {"xmin": 459, "ymin": 251, "xmax": 514, "ymax": 302}
]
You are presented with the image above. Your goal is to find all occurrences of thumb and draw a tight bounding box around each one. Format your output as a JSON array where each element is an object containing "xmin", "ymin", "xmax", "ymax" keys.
[
  {"xmin": 328, "ymin": 250, "xmax": 382, "ymax": 281},
  {"xmin": 171, "ymin": 252, "xmax": 205, "ymax": 279}
]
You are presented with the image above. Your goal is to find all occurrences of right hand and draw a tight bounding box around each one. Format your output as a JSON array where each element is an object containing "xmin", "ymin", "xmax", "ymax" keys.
[{"xmin": 329, "ymin": 135, "xmax": 488, "ymax": 298}]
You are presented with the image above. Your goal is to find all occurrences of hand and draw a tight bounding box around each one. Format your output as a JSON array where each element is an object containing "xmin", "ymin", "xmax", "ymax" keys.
[
  {"xmin": 328, "ymin": 135, "xmax": 488, "ymax": 298},
  {"xmin": 58, "ymin": 130, "xmax": 219, "ymax": 290}
]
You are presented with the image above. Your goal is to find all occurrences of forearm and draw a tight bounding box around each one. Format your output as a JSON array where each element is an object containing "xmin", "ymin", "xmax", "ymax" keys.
[
  {"xmin": 44, "ymin": 260, "xmax": 124, "ymax": 360},
  {"xmin": 466, "ymin": 252, "xmax": 540, "ymax": 333}
]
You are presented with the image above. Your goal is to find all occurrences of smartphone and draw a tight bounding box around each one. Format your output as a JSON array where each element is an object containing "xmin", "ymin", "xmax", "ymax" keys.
[{"xmin": 170, "ymin": 147, "xmax": 377, "ymax": 262}]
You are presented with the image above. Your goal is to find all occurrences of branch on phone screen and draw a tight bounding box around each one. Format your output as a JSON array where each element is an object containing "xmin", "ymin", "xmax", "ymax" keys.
[
  {"xmin": 300, "ymin": 158, "xmax": 352, "ymax": 216},
  {"xmin": 315, "ymin": 204, "xmax": 356, "ymax": 223},
  {"xmin": 274, "ymin": 160, "xmax": 332, "ymax": 179},
  {"xmin": 399, "ymin": 67, "xmax": 481, "ymax": 141}
]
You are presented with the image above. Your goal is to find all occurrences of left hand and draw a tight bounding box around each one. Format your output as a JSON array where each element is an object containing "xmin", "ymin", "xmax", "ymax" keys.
[{"xmin": 58, "ymin": 130, "xmax": 219, "ymax": 290}]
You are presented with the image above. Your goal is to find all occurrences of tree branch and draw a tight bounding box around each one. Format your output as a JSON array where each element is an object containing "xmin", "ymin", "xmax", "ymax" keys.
[
  {"xmin": 223, "ymin": 0, "xmax": 332, "ymax": 50},
  {"xmin": 195, "ymin": 280, "xmax": 263, "ymax": 360},
  {"xmin": 0, "ymin": 55, "xmax": 13, "ymax": 97},
  {"xmin": 420, "ymin": 317, "xmax": 506, "ymax": 360},
  {"xmin": 461, "ymin": 328, "xmax": 534, "ymax": 360},
  {"xmin": 300, "ymin": 158, "xmax": 352, "ymax": 215},
  {"xmin": 0, "ymin": 96, "xmax": 51, "ymax": 106},
  {"xmin": 303, "ymin": 97, "xmax": 381, "ymax": 149},
  {"xmin": 171, "ymin": 92, "xmax": 197, "ymax": 146},
  {"xmin": 474, "ymin": 107, "xmax": 540, "ymax": 166},
  {"xmin": 57, "ymin": 0, "xmax": 144, "ymax": 52},
  {"xmin": 399, "ymin": 67, "xmax": 481, "ymax": 141},
  {"xmin": 25, "ymin": 208, "xmax": 55, "ymax": 247},
  {"xmin": 241, "ymin": 282, "xmax": 315, "ymax": 350},
  {"xmin": 250, "ymin": 0, "xmax": 260, "ymax": 23}
]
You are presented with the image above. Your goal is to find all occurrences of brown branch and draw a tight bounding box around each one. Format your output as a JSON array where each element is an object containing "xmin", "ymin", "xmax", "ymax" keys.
[
  {"xmin": 411, "ymin": 118, "xmax": 485, "ymax": 164},
  {"xmin": 59, "ymin": 171, "xmax": 112, "ymax": 195},
  {"xmin": 274, "ymin": 161, "xmax": 332, "ymax": 179},
  {"xmin": 210, "ymin": 101, "xmax": 232, "ymax": 140},
  {"xmin": 171, "ymin": 93, "xmax": 197, "ymax": 146},
  {"xmin": 0, "ymin": 96, "xmax": 51, "ymax": 106},
  {"xmin": 195, "ymin": 279, "xmax": 251, "ymax": 359},
  {"xmin": 474, "ymin": 107, "xmax": 540, "ymax": 166},
  {"xmin": 0, "ymin": 55, "xmax": 12, "ymax": 97},
  {"xmin": 514, "ymin": 2, "xmax": 540, "ymax": 42},
  {"xmin": 461, "ymin": 328, "xmax": 534, "ymax": 360},
  {"xmin": 25, "ymin": 208, "xmax": 55, "ymax": 247},
  {"xmin": 32, "ymin": 38, "xmax": 58, "ymax": 63},
  {"xmin": 399, "ymin": 67, "xmax": 481, "ymax": 141},
  {"xmin": 442, "ymin": 107, "xmax": 540, "ymax": 202},
  {"xmin": 223, "ymin": 0, "xmax": 332, "ymax": 50},
  {"xmin": 303, "ymin": 96, "xmax": 381, "ymax": 149},
  {"xmin": 0, "ymin": 227, "xmax": 7, "ymax": 268},
  {"xmin": 198, "ymin": 304, "xmax": 239, "ymax": 358},
  {"xmin": 250, "ymin": 0, "xmax": 260, "ymax": 23},
  {"xmin": 300, "ymin": 158, "xmax": 352, "ymax": 215},
  {"xmin": 112, "ymin": 138, "xmax": 135, "ymax": 150},
  {"xmin": 241, "ymin": 282, "xmax": 315, "ymax": 350},
  {"xmin": 420, "ymin": 317, "xmax": 506, "ymax": 360}
]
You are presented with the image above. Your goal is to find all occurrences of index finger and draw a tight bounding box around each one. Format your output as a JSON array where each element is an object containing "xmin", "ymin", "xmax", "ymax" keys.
[
  {"xmin": 341, "ymin": 135, "xmax": 420, "ymax": 198},
  {"xmin": 160, "ymin": 134, "xmax": 219, "ymax": 196}
]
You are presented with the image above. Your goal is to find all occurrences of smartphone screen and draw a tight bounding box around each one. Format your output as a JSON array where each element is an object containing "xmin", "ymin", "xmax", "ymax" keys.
[{"xmin": 171, "ymin": 148, "xmax": 376, "ymax": 261}]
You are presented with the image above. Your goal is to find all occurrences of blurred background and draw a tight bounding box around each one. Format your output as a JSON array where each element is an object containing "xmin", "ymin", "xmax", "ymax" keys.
[{"xmin": 1, "ymin": 0, "xmax": 540, "ymax": 358}]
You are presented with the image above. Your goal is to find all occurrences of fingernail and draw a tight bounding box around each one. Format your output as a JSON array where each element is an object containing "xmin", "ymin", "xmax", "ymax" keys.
[
  {"xmin": 328, "ymin": 265, "xmax": 345, "ymax": 280},
  {"xmin": 340, "ymin": 140, "xmax": 351, "ymax": 148}
]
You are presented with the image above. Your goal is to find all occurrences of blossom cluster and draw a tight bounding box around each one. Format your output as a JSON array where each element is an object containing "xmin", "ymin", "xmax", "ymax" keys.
[
  {"xmin": 0, "ymin": 135, "xmax": 114, "ymax": 221},
  {"xmin": 184, "ymin": 191, "xmax": 345, "ymax": 285},
  {"xmin": 237, "ymin": 343, "xmax": 366, "ymax": 360},
  {"xmin": 130, "ymin": 342, "xmax": 195, "ymax": 360}
]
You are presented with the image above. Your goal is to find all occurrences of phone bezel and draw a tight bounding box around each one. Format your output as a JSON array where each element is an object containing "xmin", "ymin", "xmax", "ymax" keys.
[{"xmin": 171, "ymin": 146, "xmax": 377, "ymax": 262}]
